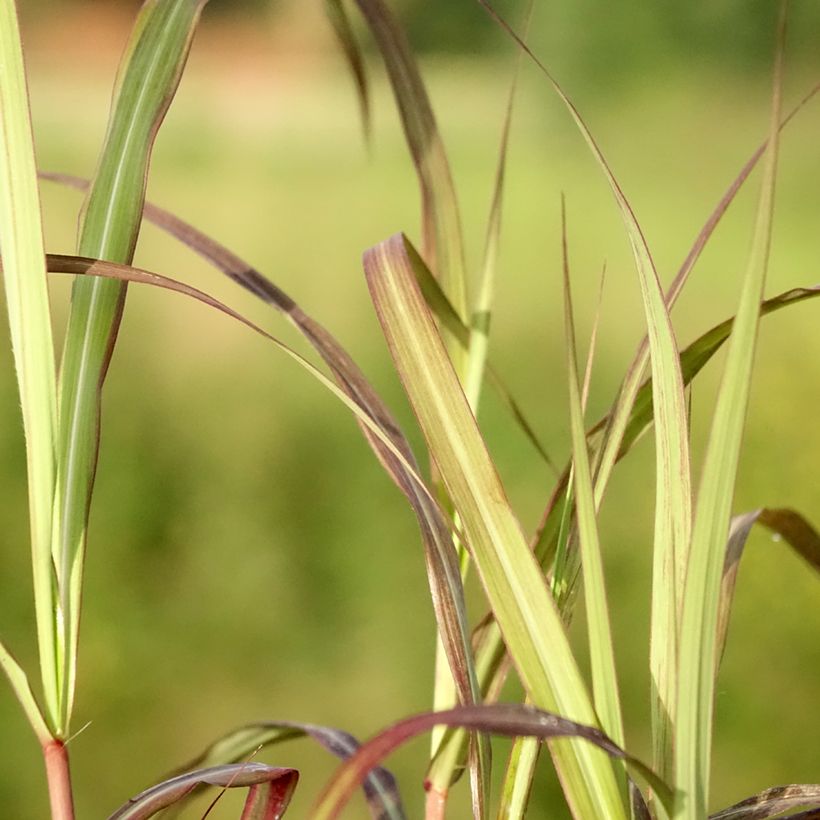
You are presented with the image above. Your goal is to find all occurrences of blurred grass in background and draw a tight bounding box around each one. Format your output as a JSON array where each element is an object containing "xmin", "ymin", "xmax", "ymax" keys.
[{"xmin": 1, "ymin": 2, "xmax": 818, "ymax": 817}]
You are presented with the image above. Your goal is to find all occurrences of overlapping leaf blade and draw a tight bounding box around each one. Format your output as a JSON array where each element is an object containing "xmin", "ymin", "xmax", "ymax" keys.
[
  {"xmin": 363, "ymin": 233, "xmax": 628, "ymax": 819},
  {"xmin": 718, "ymin": 508, "xmax": 820, "ymax": 666},
  {"xmin": 52, "ymin": 0, "xmax": 206, "ymax": 733},
  {"xmin": 562, "ymin": 207, "xmax": 625, "ymax": 755},
  {"xmin": 105, "ymin": 763, "xmax": 298, "ymax": 820},
  {"xmin": 42, "ymin": 173, "xmax": 481, "ymax": 739},
  {"xmin": 169, "ymin": 721, "xmax": 404, "ymax": 819},
  {"xmin": 351, "ymin": 0, "xmax": 468, "ymax": 338},
  {"xmin": 709, "ymin": 784, "xmax": 820, "ymax": 820},
  {"xmin": 312, "ymin": 704, "xmax": 672, "ymax": 820},
  {"xmin": 0, "ymin": 0, "xmax": 60, "ymax": 732}
]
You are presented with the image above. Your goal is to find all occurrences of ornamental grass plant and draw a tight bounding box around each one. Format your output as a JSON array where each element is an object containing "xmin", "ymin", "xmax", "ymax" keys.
[{"xmin": 0, "ymin": 1, "xmax": 818, "ymax": 818}]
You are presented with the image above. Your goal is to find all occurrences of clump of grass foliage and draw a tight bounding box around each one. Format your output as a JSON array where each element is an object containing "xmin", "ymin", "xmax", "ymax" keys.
[{"xmin": 1, "ymin": 0, "xmax": 819, "ymax": 818}]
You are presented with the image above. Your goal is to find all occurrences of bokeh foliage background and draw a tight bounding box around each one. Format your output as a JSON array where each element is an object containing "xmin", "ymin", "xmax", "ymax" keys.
[{"xmin": 1, "ymin": 1, "xmax": 818, "ymax": 817}]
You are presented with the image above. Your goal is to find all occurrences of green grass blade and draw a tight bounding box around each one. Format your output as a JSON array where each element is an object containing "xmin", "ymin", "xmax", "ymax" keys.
[
  {"xmin": 481, "ymin": 3, "xmax": 693, "ymax": 782},
  {"xmin": 600, "ymin": 284, "xmax": 820, "ymax": 468},
  {"xmin": 0, "ymin": 0, "xmax": 60, "ymax": 732},
  {"xmin": 53, "ymin": 0, "xmax": 206, "ymax": 734},
  {"xmin": 592, "ymin": 80, "xmax": 819, "ymax": 507},
  {"xmin": 0, "ymin": 640, "xmax": 51, "ymax": 744},
  {"xmin": 496, "ymin": 735, "xmax": 539, "ymax": 819},
  {"xmin": 464, "ymin": 0, "xmax": 532, "ymax": 410},
  {"xmin": 364, "ymin": 233, "xmax": 628, "ymax": 819},
  {"xmin": 674, "ymin": 7, "xmax": 787, "ymax": 816},
  {"xmin": 42, "ymin": 178, "xmax": 484, "ymax": 753},
  {"xmin": 562, "ymin": 205, "xmax": 625, "ymax": 754}
]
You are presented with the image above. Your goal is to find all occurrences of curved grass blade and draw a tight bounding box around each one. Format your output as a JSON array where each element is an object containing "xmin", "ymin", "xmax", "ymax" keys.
[
  {"xmin": 325, "ymin": 0, "xmax": 370, "ymax": 139},
  {"xmin": 53, "ymin": 0, "xmax": 207, "ymax": 735},
  {"xmin": 351, "ymin": 0, "xmax": 469, "ymax": 357},
  {"xmin": 675, "ymin": 7, "xmax": 788, "ymax": 816},
  {"xmin": 42, "ymin": 170, "xmax": 556, "ymax": 474},
  {"xmin": 590, "ymin": 80, "xmax": 820, "ymax": 510},
  {"xmin": 365, "ymin": 233, "xmax": 628, "ymax": 819},
  {"xmin": 169, "ymin": 721, "xmax": 404, "ymax": 820},
  {"xmin": 45, "ymin": 253, "xmax": 489, "ymax": 769},
  {"xmin": 527, "ymin": 77, "xmax": 820, "ymax": 599},
  {"xmin": 479, "ymin": 5, "xmax": 694, "ymax": 784},
  {"xmin": 718, "ymin": 508, "xmax": 820, "ymax": 665},
  {"xmin": 611, "ymin": 284, "xmax": 820, "ymax": 463},
  {"xmin": 0, "ymin": 0, "xmax": 60, "ymax": 731},
  {"xmin": 311, "ymin": 704, "xmax": 674, "ymax": 820},
  {"xmin": 709, "ymin": 784, "xmax": 820, "ymax": 820},
  {"xmin": 41, "ymin": 175, "xmax": 482, "ymax": 737},
  {"xmin": 105, "ymin": 763, "xmax": 298, "ymax": 820}
]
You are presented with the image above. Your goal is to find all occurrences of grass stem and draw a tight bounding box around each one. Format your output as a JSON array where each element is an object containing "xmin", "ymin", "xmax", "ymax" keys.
[{"xmin": 44, "ymin": 739, "xmax": 74, "ymax": 820}]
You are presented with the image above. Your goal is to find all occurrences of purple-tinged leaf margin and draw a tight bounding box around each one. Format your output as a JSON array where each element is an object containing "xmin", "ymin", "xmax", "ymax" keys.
[
  {"xmin": 709, "ymin": 784, "xmax": 820, "ymax": 820},
  {"xmin": 311, "ymin": 704, "xmax": 673, "ymax": 820},
  {"xmin": 105, "ymin": 763, "xmax": 297, "ymax": 820}
]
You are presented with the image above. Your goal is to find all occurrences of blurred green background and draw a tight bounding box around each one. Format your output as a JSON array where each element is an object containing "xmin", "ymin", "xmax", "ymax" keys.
[{"xmin": 1, "ymin": 1, "xmax": 818, "ymax": 817}]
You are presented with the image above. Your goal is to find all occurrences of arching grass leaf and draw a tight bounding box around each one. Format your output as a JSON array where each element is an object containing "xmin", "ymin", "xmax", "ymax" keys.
[
  {"xmin": 709, "ymin": 784, "xmax": 820, "ymax": 820},
  {"xmin": 105, "ymin": 763, "xmax": 298, "ymax": 820},
  {"xmin": 171, "ymin": 721, "xmax": 404, "ymax": 820},
  {"xmin": 41, "ymin": 175, "xmax": 482, "ymax": 735},
  {"xmin": 325, "ymin": 0, "xmax": 370, "ymax": 139},
  {"xmin": 311, "ymin": 704, "xmax": 673, "ymax": 820},
  {"xmin": 478, "ymin": 5, "xmax": 693, "ymax": 783},
  {"xmin": 718, "ymin": 508, "xmax": 820, "ymax": 665}
]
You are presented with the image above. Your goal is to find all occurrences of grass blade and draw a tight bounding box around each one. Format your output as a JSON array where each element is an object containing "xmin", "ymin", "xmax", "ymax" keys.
[
  {"xmin": 496, "ymin": 735, "xmax": 539, "ymax": 819},
  {"xmin": 0, "ymin": 640, "xmax": 51, "ymax": 743},
  {"xmin": 718, "ymin": 508, "xmax": 819, "ymax": 666},
  {"xmin": 561, "ymin": 203, "xmax": 625, "ymax": 756},
  {"xmin": 364, "ymin": 233, "xmax": 628, "ymax": 819},
  {"xmin": 312, "ymin": 704, "xmax": 673, "ymax": 820},
  {"xmin": 709, "ymin": 784, "xmax": 820, "ymax": 820},
  {"xmin": 41, "ymin": 172, "xmax": 488, "ymax": 812},
  {"xmin": 53, "ymin": 0, "xmax": 206, "ymax": 734},
  {"xmin": 591, "ymin": 81, "xmax": 820, "ymax": 508},
  {"xmin": 105, "ymin": 764, "xmax": 298, "ymax": 820},
  {"xmin": 0, "ymin": 0, "xmax": 59, "ymax": 731},
  {"xmin": 42, "ymin": 175, "xmax": 482, "ymax": 735},
  {"xmin": 481, "ymin": 1, "xmax": 693, "ymax": 783},
  {"xmin": 173, "ymin": 721, "xmax": 405, "ymax": 820},
  {"xmin": 352, "ymin": 0, "xmax": 469, "ymax": 352},
  {"xmin": 674, "ymin": 7, "xmax": 788, "ymax": 816},
  {"xmin": 324, "ymin": 0, "xmax": 370, "ymax": 139},
  {"xmin": 464, "ymin": 0, "xmax": 532, "ymax": 410}
]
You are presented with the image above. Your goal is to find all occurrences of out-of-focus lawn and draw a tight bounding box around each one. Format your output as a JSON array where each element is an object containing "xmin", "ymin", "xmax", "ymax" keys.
[{"xmin": 1, "ymin": 8, "xmax": 818, "ymax": 818}]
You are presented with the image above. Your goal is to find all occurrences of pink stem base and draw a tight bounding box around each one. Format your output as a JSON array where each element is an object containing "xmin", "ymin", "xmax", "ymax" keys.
[{"xmin": 44, "ymin": 740, "xmax": 75, "ymax": 820}]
